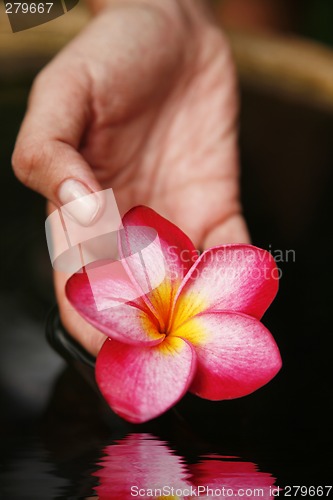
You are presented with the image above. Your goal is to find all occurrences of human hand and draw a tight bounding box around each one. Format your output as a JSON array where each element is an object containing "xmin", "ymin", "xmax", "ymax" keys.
[{"xmin": 13, "ymin": 0, "xmax": 250, "ymax": 355}]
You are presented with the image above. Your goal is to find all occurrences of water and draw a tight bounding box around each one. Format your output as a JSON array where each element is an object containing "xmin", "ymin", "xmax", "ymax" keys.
[
  {"xmin": 1, "ymin": 348, "xmax": 332, "ymax": 499},
  {"xmin": 93, "ymin": 434, "xmax": 276, "ymax": 499}
]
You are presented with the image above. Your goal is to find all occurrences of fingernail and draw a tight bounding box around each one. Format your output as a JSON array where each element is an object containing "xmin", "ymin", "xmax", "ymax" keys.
[{"xmin": 58, "ymin": 179, "xmax": 100, "ymax": 226}]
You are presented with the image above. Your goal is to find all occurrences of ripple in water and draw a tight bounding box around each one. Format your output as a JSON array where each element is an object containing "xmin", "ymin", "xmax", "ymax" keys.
[{"xmin": 92, "ymin": 433, "xmax": 277, "ymax": 500}]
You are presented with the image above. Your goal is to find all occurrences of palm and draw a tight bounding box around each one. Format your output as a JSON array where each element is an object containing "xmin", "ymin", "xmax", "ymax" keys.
[
  {"xmin": 51, "ymin": 3, "xmax": 249, "ymax": 354},
  {"xmin": 69, "ymin": 5, "xmax": 241, "ymax": 248}
]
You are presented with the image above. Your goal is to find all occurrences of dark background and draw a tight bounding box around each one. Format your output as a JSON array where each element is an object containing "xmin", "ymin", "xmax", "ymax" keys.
[{"xmin": 1, "ymin": 2, "xmax": 333, "ymax": 498}]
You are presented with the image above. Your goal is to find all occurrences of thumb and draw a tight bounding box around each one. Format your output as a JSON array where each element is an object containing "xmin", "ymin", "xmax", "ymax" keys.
[{"xmin": 12, "ymin": 68, "xmax": 102, "ymax": 226}]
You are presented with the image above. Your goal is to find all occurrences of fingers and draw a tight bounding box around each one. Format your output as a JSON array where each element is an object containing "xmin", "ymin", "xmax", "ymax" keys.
[
  {"xmin": 12, "ymin": 67, "xmax": 102, "ymax": 225},
  {"xmin": 203, "ymin": 212, "xmax": 251, "ymax": 249},
  {"xmin": 55, "ymin": 269, "xmax": 106, "ymax": 357},
  {"xmin": 46, "ymin": 199, "xmax": 106, "ymax": 357}
]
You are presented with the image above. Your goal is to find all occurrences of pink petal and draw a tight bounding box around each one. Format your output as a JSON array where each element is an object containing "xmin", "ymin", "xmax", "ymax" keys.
[
  {"xmin": 172, "ymin": 311, "xmax": 281, "ymax": 400},
  {"xmin": 121, "ymin": 206, "xmax": 198, "ymax": 278},
  {"xmin": 96, "ymin": 336, "xmax": 197, "ymax": 423},
  {"xmin": 173, "ymin": 245, "xmax": 279, "ymax": 327},
  {"xmin": 66, "ymin": 264, "xmax": 164, "ymax": 346},
  {"xmin": 120, "ymin": 206, "xmax": 198, "ymax": 327}
]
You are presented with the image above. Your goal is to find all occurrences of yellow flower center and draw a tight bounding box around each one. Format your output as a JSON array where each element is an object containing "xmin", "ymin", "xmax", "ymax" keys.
[{"xmin": 139, "ymin": 278, "xmax": 208, "ymax": 346}]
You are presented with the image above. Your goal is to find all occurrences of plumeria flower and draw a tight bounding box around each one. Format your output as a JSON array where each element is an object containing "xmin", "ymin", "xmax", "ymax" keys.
[{"xmin": 66, "ymin": 206, "xmax": 281, "ymax": 423}]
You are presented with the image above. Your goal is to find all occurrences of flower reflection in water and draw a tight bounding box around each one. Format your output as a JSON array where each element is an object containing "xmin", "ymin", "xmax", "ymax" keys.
[
  {"xmin": 94, "ymin": 434, "xmax": 191, "ymax": 499},
  {"xmin": 190, "ymin": 455, "xmax": 276, "ymax": 499},
  {"xmin": 92, "ymin": 434, "xmax": 277, "ymax": 500}
]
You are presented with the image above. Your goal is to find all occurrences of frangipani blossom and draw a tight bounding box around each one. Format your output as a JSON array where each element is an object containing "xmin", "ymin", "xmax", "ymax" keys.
[{"xmin": 66, "ymin": 206, "xmax": 281, "ymax": 423}]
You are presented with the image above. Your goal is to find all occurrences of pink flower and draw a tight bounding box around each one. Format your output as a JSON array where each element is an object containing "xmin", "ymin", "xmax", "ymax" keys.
[{"xmin": 66, "ymin": 206, "xmax": 282, "ymax": 423}]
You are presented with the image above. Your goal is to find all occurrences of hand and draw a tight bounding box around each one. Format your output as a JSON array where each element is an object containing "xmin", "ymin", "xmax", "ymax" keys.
[{"xmin": 13, "ymin": 0, "xmax": 250, "ymax": 355}]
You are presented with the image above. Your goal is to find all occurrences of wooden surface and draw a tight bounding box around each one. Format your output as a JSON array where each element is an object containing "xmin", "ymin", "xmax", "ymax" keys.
[{"xmin": 1, "ymin": 2, "xmax": 333, "ymax": 112}]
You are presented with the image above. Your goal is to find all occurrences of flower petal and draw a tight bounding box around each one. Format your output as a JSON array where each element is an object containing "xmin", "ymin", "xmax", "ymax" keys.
[
  {"xmin": 173, "ymin": 311, "xmax": 281, "ymax": 400},
  {"xmin": 120, "ymin": 206, "xmax": 198, "ymax": 328},
  {"xmin": 66, "ymin": 263, "xmax": 164, "ymax": 346},
  {"xmin": 96, "ymin": 336, "xmax": 197, "ymax": 423},
  {"xmin": 172, "ymin": 245, "xmax": 279, "ymax": 328},
  {"xmin": 121, "ymin": 206, "xmax": 198, "ymax": 278}
]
